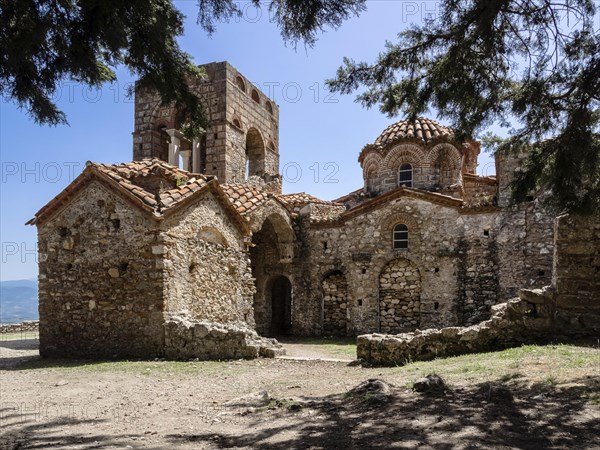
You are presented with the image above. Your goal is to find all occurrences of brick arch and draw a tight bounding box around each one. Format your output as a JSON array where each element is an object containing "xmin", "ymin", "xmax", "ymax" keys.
[
  {"xmin": 378, "ymin": 258, "xmax": 422, "ymax": 333},
  {"xmin": 362, "ymin": 153, "xmax": 383, "ymax": 191},
  {"xmin": 427, "ymin": 143, "xmax": 462, "ymax": 168},
  {"xmin": 381, "ymin": 212, "xmax": 419, "ymax": 234},
  {"xmin": 362, "ymin": 153, "xmax": 382, "ymax": 177},
  {"xmin": 380, "ymin": 144, "xmax": 426, "ymax": 173}
]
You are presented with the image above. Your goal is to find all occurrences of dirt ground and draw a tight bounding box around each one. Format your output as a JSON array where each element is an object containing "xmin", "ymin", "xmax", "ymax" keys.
[{"xmin": 1, "ymin": 338, "xmax": 599, "ymax": 449}]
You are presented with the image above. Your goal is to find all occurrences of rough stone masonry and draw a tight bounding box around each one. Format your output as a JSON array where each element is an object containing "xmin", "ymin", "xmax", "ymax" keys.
[{"xmin": 29, "ymin": 61, "xmax": 571, "ymax": 360}]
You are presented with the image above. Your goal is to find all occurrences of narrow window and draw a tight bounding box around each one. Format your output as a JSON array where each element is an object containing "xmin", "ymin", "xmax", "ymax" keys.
[
  {"xmin": 266, "ymin": 101, "xmax": 274, "ymax": 114},
  {"xmin": 251, "ymin": 89, "xmax": 260, "ymax": 104},
  {"xmin": 235, "ymin": 76, "xmax": 246, "ymax": 93},
  {"xmin": 393, "ymin": 224, "xmax": 409, "ymax": 249},
  {"xmin": 398, "ymin": 163, "xmax": 413, "ymax": 187}
]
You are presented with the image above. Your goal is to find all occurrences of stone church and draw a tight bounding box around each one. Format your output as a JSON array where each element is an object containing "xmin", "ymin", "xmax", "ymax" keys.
[{"xmin": 29, "ymin": 62, "xmax": 556, "ymax": 359}]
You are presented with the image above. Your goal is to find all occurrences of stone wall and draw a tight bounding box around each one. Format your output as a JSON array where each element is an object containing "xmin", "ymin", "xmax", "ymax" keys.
[
  {"xmin": 133, "ymin": 62, "xmax": 280, "ymax": 184},
  {"xmin": 357, "ymin": 213, "xmax": 599, "ymax": 366},
  {"xmin": 378, "ymin": 259, "xmax": 421, "ymax": 333},
  {"xmin": 357, "ymin": 298, "xmax": 551, "ymax": 366},
  {"xmin": 322, "ymin": 272, "xmax": 348, "ymax": 335},
  {"xmin": 37, "ymin": 182, "xmax": 165, "ymax": 358},
  {"xmin": 163, "ymin": 316, "xmax": 284, "ymax": 360},
  {"xmin": 296, "ymin": 197, "xmax": 486, "ymax": 335},
  {"xmin": 36, "ymin": 178, "xmax": 264, "ymax": 360},
  {"xmin": 552, "ymin": 214, "xmax": 600, "ymax": 330},
  {"xmin": 292, "ymin": 193, "xmax": 555, "ymax": 337},
  {"xmin": 362, "ymin": 142, "xmax": 468, "ymax": 196},
  {"xmin": 161, "ymin": 191, "xmax": 255, "ymax": 325}
]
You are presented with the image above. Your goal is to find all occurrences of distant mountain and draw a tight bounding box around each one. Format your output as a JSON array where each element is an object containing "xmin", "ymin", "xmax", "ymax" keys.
[{"xmin": 0, "ymin": 279, "xmax": 38, "ymax": 324}]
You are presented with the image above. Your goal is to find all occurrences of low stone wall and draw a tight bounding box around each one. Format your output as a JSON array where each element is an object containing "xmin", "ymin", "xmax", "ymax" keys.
[
  {"xmin": 163, "ymin": 316, "xmax": 285, "ymax": 360},
  {"xmin": 357, "ymin": 297, "xmax": 554, "ymax": 365},
  {"xmin": 0, "ymin": 321, "xmax": 39, "ymax": 334}
]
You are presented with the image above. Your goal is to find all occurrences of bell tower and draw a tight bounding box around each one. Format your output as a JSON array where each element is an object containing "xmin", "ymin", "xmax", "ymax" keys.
[{"xmin": 132, "ymin": 62, "xmax": 280, "ymax": 184}]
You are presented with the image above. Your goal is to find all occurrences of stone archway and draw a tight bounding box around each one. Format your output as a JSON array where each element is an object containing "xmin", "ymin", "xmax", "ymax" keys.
[
  {"xmin": 249, "ymin": 213, "xmax": 294, "ymax": 335},
  {"xmin": 270, "ymin": 276, "xmax": 292, "ymax": 336},
  {"xmin": 246, "ymin": 128, "xmax": 265, "ymax": 178},
  {"xmin": 322, "ymin": 271, "xmax": 348, "ymax": 336},
  {"xmin": 379, "ymin": 258, "xmax": 421, "ymax": 333}
]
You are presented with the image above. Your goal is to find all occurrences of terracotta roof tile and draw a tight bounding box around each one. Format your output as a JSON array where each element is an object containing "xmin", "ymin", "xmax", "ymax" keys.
[
  {"xmin": 221, "ymin": 183, "xmax": 271, "ymax": 215},
  {"xmin": 374, "ymin": 117, "xmax": 454, "ymax": 147}
]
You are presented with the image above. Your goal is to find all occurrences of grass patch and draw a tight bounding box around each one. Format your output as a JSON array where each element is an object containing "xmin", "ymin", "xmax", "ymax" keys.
[
  {"xmin": 0, "ymin": 332, "xmax": 39, "ymax": 341},
  {"xmin": 281, "ymin": 336, "xmax": 357, "ymax": 358},
  {"xmin": 386, "ymin": 344, "xmax": 600, "ymax": 386},
  {"xmin": 10, "ymin": 357, "xmax": 250, "ymax": 376}
]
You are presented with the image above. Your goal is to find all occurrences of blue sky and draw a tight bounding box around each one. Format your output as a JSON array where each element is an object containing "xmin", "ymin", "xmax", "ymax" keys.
[{"xmin": 0, "ymin": 1, "xmax": 497, "ymax": 281}]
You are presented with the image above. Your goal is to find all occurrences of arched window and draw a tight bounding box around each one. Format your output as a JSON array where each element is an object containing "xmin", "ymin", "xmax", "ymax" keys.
[
  {"xmin": 439, "ymin": 162, "xmax": 454, "ymax": 185},
  {"xmin": 398, "ymin": 163, "xmax": 413, "ymax": 188},
  {"xmin": 393, "ymin": 224, "xmax": 409, "ymax": 249},
  {"xmin": 266, "ymin": 101, "xmax": 274, "ymax": 114},
  {"xmin": 251, "ymin": 89, "xmax": 260, "ymax": 104},
  {"xmin": 235, "ymin": 76, "xmax": 246, "ymax": 93}
]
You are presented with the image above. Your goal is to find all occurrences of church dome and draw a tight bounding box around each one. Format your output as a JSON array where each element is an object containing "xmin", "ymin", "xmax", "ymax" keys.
[{"xmin": 374, "ymin": 117, "xmax": 454, "ymax": 147}]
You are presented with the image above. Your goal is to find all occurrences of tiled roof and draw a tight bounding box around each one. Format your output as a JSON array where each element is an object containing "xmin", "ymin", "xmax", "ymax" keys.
[
  {"xmin": 374, "ymin": 117, "xmax": 454, "ymax": 147},
  {"xmin": 276, "ymin": 193, "xmax": 341, "ymax": 208},
  {"xmin": 221, "ymin": 183, "xmax": 271, "ymax": 215},
  {"xmin": 27, "ymin": 159, "xmax": 248, "ymax": 236},
  {"xmin": 94, "ymin": 158, "xmax": 198, "ymax": 182},
  {"xmin": 90, "ymin": 159, "xmax": 214, "ymax": 212}
]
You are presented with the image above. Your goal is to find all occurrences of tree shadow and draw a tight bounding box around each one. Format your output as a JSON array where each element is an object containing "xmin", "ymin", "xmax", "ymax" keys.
[
  {"xmin": 0, "ymin": 338, "xmax": 39, "ymax": 350},
  {"xmin": 164, "ymin": 375, "xmax": 600, "ymax": 449},
  {"xmin": 0, "ymin": 408, "xmax": 161, "ymax": 449}
]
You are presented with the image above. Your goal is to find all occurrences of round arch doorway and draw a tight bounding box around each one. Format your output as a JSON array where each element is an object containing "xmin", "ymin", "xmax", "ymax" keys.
[{"xmin": 269, "ymin": 276, "xmax": 292, "ymax": 336}]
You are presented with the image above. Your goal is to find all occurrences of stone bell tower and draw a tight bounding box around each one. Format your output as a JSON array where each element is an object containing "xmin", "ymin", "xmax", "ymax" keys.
[{"xmin": 132, "ymin": 61, "xmax": 280, "ymax": 184}]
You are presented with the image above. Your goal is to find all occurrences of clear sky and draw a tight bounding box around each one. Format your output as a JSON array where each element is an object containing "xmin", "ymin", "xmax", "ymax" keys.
[{"xmin": 0, "ymin": 1, "xmax": 497, "ymax": 281}]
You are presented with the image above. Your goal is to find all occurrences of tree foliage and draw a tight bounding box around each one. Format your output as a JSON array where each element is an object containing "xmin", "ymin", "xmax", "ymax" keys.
[
  {"xmin": 327, "ymin": 0, "xmax": 600, "ymax": 213},
  {"xmin": 1, "ymin": 0, "xmax": 365, "ymax": 138}
]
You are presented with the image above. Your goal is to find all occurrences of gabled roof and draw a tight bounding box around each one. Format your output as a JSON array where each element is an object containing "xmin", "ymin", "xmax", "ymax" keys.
[
  {"xmin": 277, "ymin": 192, "xmax": 341, "ymax": 208},
  {"xmin": 27, "ymin": 159, "xmax": 250, "ymax": 236},
  {"xmin": 311, "ymin": 186, "xmax": 464, "ymax": 228}
]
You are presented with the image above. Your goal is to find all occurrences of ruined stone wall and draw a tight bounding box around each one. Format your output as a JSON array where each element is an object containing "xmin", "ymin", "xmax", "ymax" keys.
[
  {"xmin": 161, "ymin": 190, "xmax": 255, "ymax": 326},
  {"xmin": 37, "ymin": 182, "xmax": 165, "ymax": 358},
  {"xmin": 496, "ymin": 201, "xmax": 555, "ymax": 300},
  {"xmin": 457, "ymin": 233, "xmax": 500, "ymax": 326},
  {"xmin": 552, "ymin": 214, "xmax": 600, "ymax": 330},
  {"xmin": 132, "ymin": 62, "xmax": 280, "ymax": 185},
  {"xmin": 357, "ymin": 213, "xmax": 599, "ymax": 366},
  {"xmin": 245, "ymin": 200, "xmax": 296, "ymax": 336},
  {"xmin": 223, "ymin": 63, "xmax": 279, "ymax": 183},
  {"xmin": 163, "ymin": 316, "xmax": 284, "ymax": 360}
]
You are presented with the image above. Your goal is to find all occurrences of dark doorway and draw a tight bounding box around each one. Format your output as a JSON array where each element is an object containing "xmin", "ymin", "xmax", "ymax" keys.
[{"xmin": 270, "ymin": 276, "xmax": 292, "ymax": 336}]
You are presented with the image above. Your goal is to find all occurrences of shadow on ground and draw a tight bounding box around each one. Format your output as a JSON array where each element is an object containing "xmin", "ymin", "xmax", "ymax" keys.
[{"xmin": 164, "ymin": 376, "xmax": 600, "ymax": 449}]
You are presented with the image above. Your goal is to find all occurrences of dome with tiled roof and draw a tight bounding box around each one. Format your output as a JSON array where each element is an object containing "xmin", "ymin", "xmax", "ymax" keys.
[{"xmin": 374, "ymin": 117, "xmax": 454, "ymax": 147}]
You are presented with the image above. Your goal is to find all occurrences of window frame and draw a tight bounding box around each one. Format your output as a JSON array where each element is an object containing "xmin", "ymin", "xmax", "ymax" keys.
[
  {"xmin": 392, "ymin": 224, "xmax": 409, "ymax": 249},
  {"xmin": 398, "ymin": 163, "xmax": 413, "ymax": 188}
]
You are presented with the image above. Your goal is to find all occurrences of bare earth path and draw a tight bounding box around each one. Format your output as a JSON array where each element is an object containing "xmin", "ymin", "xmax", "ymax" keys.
[{"xmin": 1, "ymin": 338, "xmax": 599, "ymax": 449}]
